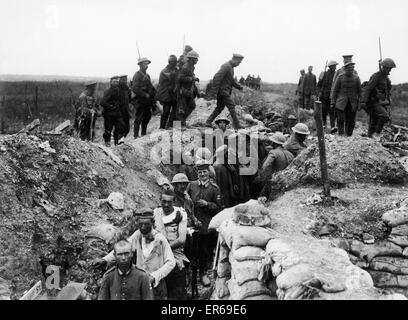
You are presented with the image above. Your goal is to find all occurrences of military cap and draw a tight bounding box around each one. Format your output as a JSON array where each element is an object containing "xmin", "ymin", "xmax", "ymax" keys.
[
  {"xmin": 110, "ymin": 76, "xmax": 120, "ymax": 81},
  {"xmin": 119, "ymin": 75, "xmax": 128, "ymax": 79},
  {"xmin": 138, "ymin": 57, "xmax": 151, "ymax": 65},
  {"xmin": 342, "ymin": 55, "xmax": 353, "ymax": 59},
  {"xmin": 134, "ymin": 207, "xmax": 154, "ymax": 219},
  {"xmin": 85, "ymin": 81, "xmax": 97, "ymax": 88},
  {"xmin": 232, "ymin": 53, "xmax": 244, "ymax": 60},
  {"xmin": 184, "ymin": 45, "xmax": 193, "ymax": 51},
  {"xmin": 287, "ymin": 115, "xmax": 297, "ymax": 120},
  {"xmin": 195, "ymin": 159, "xmax": 211, "ymax": 170},
  {"xmin": 214, "ymin": 117, "xmax": 230, "ymax": 125}
]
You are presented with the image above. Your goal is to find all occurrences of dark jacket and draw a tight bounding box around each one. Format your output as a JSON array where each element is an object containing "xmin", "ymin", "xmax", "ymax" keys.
[
  {"xmin": 317, "ymin": 69, "xmax": 335, "ymax": 100},
  {"xmin": 284, "ymin": 134, "xmax": 306, "ymax": 157},
  {"xmin": 98, "ymin": 265, "xmax": 153, "ymax": 300},
  {"xmin": 211, "ymin": 61, "xmax": 242, "ymax": 97},
  {"xmin": 131, "ymin": 71, "xmax": 156, "ymax": 104},
  {"xmin": 178, "ymin": 63, "xmax": 198, "ymax": 98},
  {"xmin": 302, "ymin": 73, "xmax": 317, "ymax": 95},
  {"xmin": 361, "ymin": 71, "xmax": 392, "ymax": 105},
  {"xmin": 100, "ymin": 86, "xmax": 121, "ymax": 116},
  {"xmin": 118, "ymin": 84, "xmax": 131, "ymax": 118},
  {"xmin": 331, "ymin": 73, "xmax": 362, "ymax": 112},
  {"xmin": 155, "ymin": 65, "xmax": 178, "ymax": 103},
  {"xmin": 297, "ymin": 74, "xmax": 305, "ymax": 94},
  {"xmin": 258, "ymin": 147, "xmax": 294, "ymax": 182},
  {"xmin": 187, "ymin": 180, "xmax": 222, "ymax": 232}
]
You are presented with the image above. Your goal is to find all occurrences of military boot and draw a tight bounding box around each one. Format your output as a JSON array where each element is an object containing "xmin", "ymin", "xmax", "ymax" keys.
[{"xmin": 229, "ymin": 108, "xmax": 243, "ymax": 129}]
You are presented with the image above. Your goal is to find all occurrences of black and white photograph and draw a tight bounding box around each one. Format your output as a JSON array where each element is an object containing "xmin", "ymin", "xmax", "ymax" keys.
[{"xmin": 1, "ymin": 0, "xmax": 408, "ymax": 306}]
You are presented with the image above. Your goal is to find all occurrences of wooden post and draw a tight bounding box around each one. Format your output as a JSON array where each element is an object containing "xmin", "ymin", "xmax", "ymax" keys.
[
  {"xmin": 313, "ymin": 100, "xmax": 331, "ymax": 197},
  {"xmin": 34, "ymin": 85, "xmax": 39, "ymax": 116}
]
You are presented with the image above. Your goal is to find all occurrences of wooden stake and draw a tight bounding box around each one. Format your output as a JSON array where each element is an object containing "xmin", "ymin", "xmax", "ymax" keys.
[{"xmin": 313, "ymin": 101, "xmax": 331, "ymax": 197}]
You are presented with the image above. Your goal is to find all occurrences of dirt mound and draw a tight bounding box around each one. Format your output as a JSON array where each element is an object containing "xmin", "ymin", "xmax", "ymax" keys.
[
  {"xmin": 269, "ymin": 134, "xmax": 408, "ymax": 197},
  {"xmin": 0, "ymin": 134, "xmax": 163, "ymax": 298}
]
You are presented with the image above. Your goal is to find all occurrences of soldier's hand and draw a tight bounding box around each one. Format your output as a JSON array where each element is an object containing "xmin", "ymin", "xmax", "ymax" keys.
[
  {"xmin": 90, "ymin": 258, "xmax": 107, "ymax": 270},
  {"xmin": 196, "ymin": 199, "xmax": 208, "ymax": 207}
]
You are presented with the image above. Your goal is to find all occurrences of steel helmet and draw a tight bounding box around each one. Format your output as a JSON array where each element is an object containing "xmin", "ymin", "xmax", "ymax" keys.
[
  {"xmin": 187, "ymin": 50, "xmax": 199, "ymax": 59},
  {"xmin": 269, "ymin": 132, "xmax": 286, "ymax": 145},
  {"xmin": 292, "ymin": 123, "xmax": 310, "ymax": 135},
  {"xmin": 138, "ymin": 57, "xmax": 151, "ymax": 65},
  {"xmin": 287, "ymin": 114, "xmax": 297, "ymax": 120},
  {"xmin": 381, "ymin": 58, "xmax": 396, "ymax": 69},
  {"xmin": 171, "ymin": 173, "xmax": 189, "ymax": 184},
  {"xmin": 327, "ymin": 60, "xmax": 338, "ymax": 67},
  {"xmin": 214, "ymin": 117, "xmax": 230, "ymax": 125},
  {"xmin": 195, "ymin": 147, "xmax": 212, "ymax": 161}
]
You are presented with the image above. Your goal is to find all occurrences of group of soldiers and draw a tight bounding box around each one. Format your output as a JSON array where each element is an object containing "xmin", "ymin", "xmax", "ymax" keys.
[
  {"xmin": 89, "ymin": 104, "xmax": 312, "ymax": 300},
  {"xmin": 75, "ymin": 45, "xmax": 255, "ymax": 146},
  {"xmin": 239, "ymin": 74, "xmax": 262, "ymax": 90},
  {"xmin": 296, "ymin": 55, "xmax": 397, "ymax": 138}
]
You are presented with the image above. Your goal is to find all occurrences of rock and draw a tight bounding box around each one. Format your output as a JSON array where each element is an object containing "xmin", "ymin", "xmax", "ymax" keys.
[
  {"xmin": 367, "ymin": 270, "xmax": 408, "ymax": 288},
  {"xmin": 86, "ymin": 223, "xmax": 120, "ymax": 244},
  {"xmin": 146, "ymin": 169, "xmax": 171, "ymax": 188},
  {"xmin": 348, "ymin": 254, "xmax": 369, "ymax": 268},
  {"xmin": 382, "ymin": 207, "xmax": 408, "ymax": 227},
  {"xmin": 388, "ymin": 235, "xmax": 408, "ymax": 247},
  {"xmin": 363, "ymin": 233, "xmax": 375, "ymax": 244},
  {"xmin": 369, "ymin": 256, "xmax": 408, "ymax": 275},
  {"xmin": 39, "ymin": 141, "xmax": 56, "ymax": 154},
  {"xmin": 107, "ymin": 192, "xmax": 124, "ymax": 210},
  {"xmin": 0, "ymin": 277, "xmax": 11, "ymax": 300},
  {"xmin": 391, "ymin": 224, "xmax": 408, "ymax": 236},
  {"xmin": 96, "ymin": 144, "xmax": 124, "ymax": 167}
]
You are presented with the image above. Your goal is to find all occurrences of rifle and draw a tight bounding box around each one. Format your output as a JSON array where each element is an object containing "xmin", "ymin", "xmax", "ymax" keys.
[
  {"xmin": 136, "ymin": 41, "xmax": 141, "ymax": 60},
  {"xmin": 378, "ymin": 37, "xmax": 382, "ymax": 71},
  {"xmin": 182, "ymin": 34, "xmax": 185, "ymax": 53}
]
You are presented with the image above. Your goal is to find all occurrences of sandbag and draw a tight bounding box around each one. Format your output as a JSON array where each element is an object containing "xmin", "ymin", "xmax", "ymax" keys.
[
  {"xmin": 348, "ymin": 240, "xmax": 403, "ymax": 262},
  {"xmin": 276, "ymin": 264, "xmax": 314, "ymax": 291},
  {"xmin": 391, "ymin": 224, "xmax": 408, "ymax": 236},
  {"xmin": 233, "ymin": 246, "xmax": 265, "ymax": 262},
  {"xmin": 209, "ymin": 207, "xmax": 235, "ymax": 230},
  {"xmin": 404, "ymin": 247, "xmax": 408, "ymax": 257},
  {"xmin": 215, "ymin": 277, "xmax": 230, "ymax": 299},
  {"xmin": 265, "ymin": 238, "xmax": 293, "ymax": 261},
  {"xmin": 227, "ymin": 279, "xmax": 271, "ymax": 300},
  {"xmin": 229, "ymin": 255, "xmax": 260, "ymax": 286},
  {"xmin": 369, "ymin": 256, "xmax": 408, "ymax": 275},
  {"xmin": 382, "ymin": 207, "xmax": 408, "ymax": 227},
  {"xmin": 368, "ymin": 270, "xmax": 408, "ymax": 288}
]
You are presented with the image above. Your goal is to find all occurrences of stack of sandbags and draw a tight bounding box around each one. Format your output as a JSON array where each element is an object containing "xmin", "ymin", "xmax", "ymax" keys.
[{"xmin": 213, "ymin": 202, "xmax": 277, "ymax": 300}]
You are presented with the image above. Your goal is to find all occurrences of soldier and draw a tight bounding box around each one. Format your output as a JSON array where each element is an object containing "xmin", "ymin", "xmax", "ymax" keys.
[
  {"xmin": 283, "ymin": 115, "xmax": 297, "ymax": 136},
  {"xmin": 177, "ymin": 50, "xmax": 200, "ymax": 127},
  {"xmin": 153, "ymin": 190, "xmax": 189, "ymax": 300},
  {"xmin": 186, "ymin": 160, "xmax": 222, "ymax": 287},
  {"xmin": 331, "ymin": 62, "xmax": 362, "ymax": 136},
  {"xmin": 100, "ymin": 76, "xmax": 126, "ymax": 147},
  {"xmin": 296, "ymin": 69, "xmax": 306, "ymax": 109},
  {"xmin": 171, "ymin": 173, "xmax": 195, "ymax": 225},
  {"xmin": 97, "ymin": 239, "xmax": 153, "ymax": 300},
  {"xmin": 156, "ymin": 55, "xmax": 179, "ymax": 129},
  {"xmin": 284, "ymin": 123, "xmax": 310, "ymax": 157},
  {"xmin": 256, "ymin": 75, "xmax": 261, "ymax": 90},
  {"xmin": 264, "ymin": 111, "xmax": 284, "ymax": 132},
  {"xmin": 239, "ymin": 76, "xmax": 245, "ymax": 85},
  {"xmin": 302, "ymin": 66, "xmax": 317, "ymax": 110},
  {"xmin": 317, "ymin": 60, "xmax": 338, "ymax": 130},
  {"xmin": 361, "ymin": 58, "xmax": 396, "ymax": 139},
  {"xmin": 118, "ymin": 75, "xmax": 131, "ymax": 141},
  {"xmin": 178, "ymin": 147, "xmax": 216, "ymax": 182},
  {"xmin": 178, "ymin": 45, "xmax": 193, "ymax": 69},
  {"xmin": 92, "ymin": 208, "xmax": 176, "ymax": 300},
  {"xmin": 205, "ymin": 54, "xmax": 245, "ymax": 129},
  {"xmin": 212, "ymin": 118, "xmax": 234, "ymax": 152},
  {"xmin": 77, "ymin": 82, "xmax": 99, "ymax": 141},
  {"xmin": 331, "ymin": 55, "xmax": 358, "ymax": 99}
]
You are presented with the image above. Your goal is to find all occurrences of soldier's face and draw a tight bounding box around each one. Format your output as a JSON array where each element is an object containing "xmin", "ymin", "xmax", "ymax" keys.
[
  {"xmin": 217, "ymin": 121, "xmax": 227, "ymax": 131},
  {"xmin": 197, "ymin": 169, "xmax": 210, "ymax": 182},
  {"xmin": 139, "ymin": 219, "xmax": 153, "ymax": 235},
  {"xmin": 111, "ymin": 79, "xmax": 119, "ymax": 86},
  {"xmin": 169, "ymin": 59, "xmax": 177, "ymax": 68},
  {"xmin": 382, "ymin": 66, "xmax": 392, "ymax": 75},
  {"xmin": 114, "ymin": 244, "xmax": 132, "ymax": 270},
  {"xmin": 300, "ymin": 71, "xmax": 305, "ymax": 75},
  {"xmin": 140, "ymin": 62, "xmax": 149, "ymax": 71},
  {"xmin": 161, "ymin": 194, "xmax": 174, "ymax": 215},
  {"xmin": 119, "ymin": 78, "xmax": 127, "ymax": 85},
  {"xmin": 190, "ymin": 58, "xmax": 198, "ymax": 65},
  {"xmin": 173, "ymin": 183, "xmax": 188, "ymax": 193},
  {"xmin": 308, "ymin": 67, "xmax": 313, "ymax": 73},
  {"xmin": 329, "ymin": 65, "xmax": 336, "ymax": 72}
]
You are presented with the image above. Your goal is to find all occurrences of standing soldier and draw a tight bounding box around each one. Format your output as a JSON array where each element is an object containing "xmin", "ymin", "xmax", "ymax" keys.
[
  {"xmin": 284, "ymin": 123, "xmax": 310, "ymax": 157},
  {"xmin": 361, "ymin": 58, "xmax": 396, "ymax": 139},
  {"xmin": 177, "ymin": 50, "xmax": 200, "ymax": 127},
  {"xmin": 256, "ymin": 75, "xmax": 261, "ymax": 90},
  {"xmin": 302, "ymin": 66, "xmax": 317, "ymax": 110},
  {"xmin": 331, "ymin": 55, "xmax": 358, "ymax": 98},
  {"xmin": 97, "ymin": 240, "xmax": 153, "ymax": 300},
  {"xmin": 77, "ymin": 82, "xmax": 98, "ymax": 141},
  {"xmin": 296, "ymin": 69, "xmax": 306, "ymax": 109},
  {"xmin": 331, "ymin": 62, "xmax": 362, "ymax": 136},
  {"xmin": 156, "ymin": 55, "xmax": 179, "ymax": 129},
  {"xmin": 100, "ymin": 76, "xmax": 126, "ymax": 147},
  {"xmin": 186, "ymin": 160, "xmax": 222, "ymax": 287},
  {"xmin": 118, "ymin": 75, "xmax": 131, "ymax": 141},
  {"xmin": 178, "ymin": 45, "xmax": 193, "ymax": 69},
  {"xmin": 131, "ymin": 57, "xmax": 156, "ymax": 138},
  {"xmin": 317, "ymin": 60, "xmax": 338, "ymax": 130},
  {"xmin": 205, "ymin": 54, "xmax": 245, "ymax": 129}
]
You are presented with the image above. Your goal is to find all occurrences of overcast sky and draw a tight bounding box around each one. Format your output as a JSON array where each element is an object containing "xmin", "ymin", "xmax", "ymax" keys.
[{"xmin": 1, "ymin": 0, "xmax": 407, "ymax": 83}]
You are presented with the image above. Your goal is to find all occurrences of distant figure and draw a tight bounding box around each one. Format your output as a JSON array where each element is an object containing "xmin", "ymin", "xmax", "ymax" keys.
[
  {"xmin": 239, "ymin": 76, "xmax": 245, "ymax": 85},
  {"xmin": 118, "ymin": 75, "xmax": 131, "ymax": 140},
  {"xmin": 156, "ymin": 55, "xmax": 179, "ymax": 129},
  {"xmin": 100, "ymin": 76, "xmax": 126, "ymax": 147},
  {"xmin": 317, "ymin": 60, "xmax": 338, "ymax": 129},
  {"xmin": 296, "ymin": 69, "xmax": 305, "ymax": 109},
  {"xmin": 131, "ymin": 57, "xmax": 156, "ymax": 138},
  {"xmin": 255, "ymin": 75, "xmax": 261, "ymax": 90},
  {"xmin": 361, "ymin": 58, "xmax": 396, "ymax": 139},
  {"xmin": 178, "ymin": 45, "xmax": 193, "ymax": 70},
  {"xmin": 77, "ymin": 81, "xmax": 98, "ymax": 141},
  {"xmin": 302, "ymin": 66, "xmax": 316, "ymax": 110},
  {"xmin": 331, "ymin": 62, "xmax": 362, "ymax": 136},
  {"xmin": 205, "ymin": 54, "xmax": 245, "ymax": 129}
]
